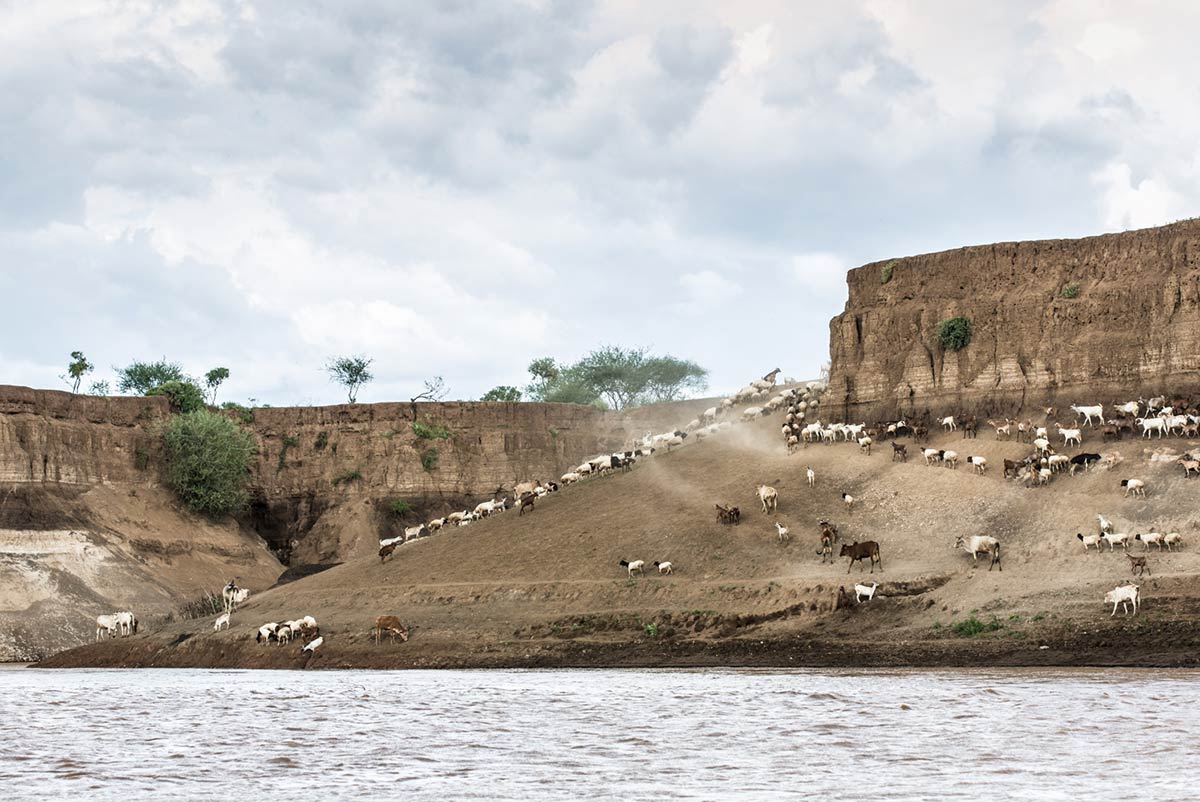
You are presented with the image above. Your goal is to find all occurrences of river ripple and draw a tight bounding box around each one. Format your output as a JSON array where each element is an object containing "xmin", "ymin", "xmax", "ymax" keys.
[{"xmin": 0, "ymin": 666, "xmax": 1195, "ymax": 801}]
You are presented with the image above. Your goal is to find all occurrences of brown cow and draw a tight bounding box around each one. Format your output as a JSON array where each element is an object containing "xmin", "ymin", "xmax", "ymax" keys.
[
  {"xmin": 373, "ymin": 615, "xmax": 409, "ymax": 644},
  {"xmin": 839, "ymin": 541, "xmax": 882, "ymax": 574}
]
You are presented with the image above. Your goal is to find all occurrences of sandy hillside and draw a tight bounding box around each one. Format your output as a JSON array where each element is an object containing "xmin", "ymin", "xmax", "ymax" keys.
[{"xmin": 43, "ymin": 413, "xmax": 1200, "ymax": 669}]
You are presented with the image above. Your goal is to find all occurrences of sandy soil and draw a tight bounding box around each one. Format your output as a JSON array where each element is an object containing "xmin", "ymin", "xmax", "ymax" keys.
[{"xmin": 39, "ymin": 415, "xmax": 1200, "ymax": 669}]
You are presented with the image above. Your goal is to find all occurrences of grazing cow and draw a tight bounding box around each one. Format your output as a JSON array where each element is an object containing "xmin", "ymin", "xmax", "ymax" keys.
[
  {"xmin": 95, "ymin": 614, "xmax": 119, "ymax": 641},
  {"xmin": 839, "ymin": 541, "xmax": 882, "ymax": 574},
  {"xmin": 373, "ymin": 615, "xmax": 410, "ymax": 644}
]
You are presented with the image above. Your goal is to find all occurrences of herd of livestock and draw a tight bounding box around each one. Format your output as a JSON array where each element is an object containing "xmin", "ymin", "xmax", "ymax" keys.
[{"xmin": 91, "ymin": 376, "xmax": 1198, "ymax": 654}]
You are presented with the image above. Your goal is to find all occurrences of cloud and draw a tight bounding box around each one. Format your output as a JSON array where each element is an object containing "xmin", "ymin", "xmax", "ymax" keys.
[{"xmin": 6, "ymin": 1, "xmax": 1200, "ymax": 402}]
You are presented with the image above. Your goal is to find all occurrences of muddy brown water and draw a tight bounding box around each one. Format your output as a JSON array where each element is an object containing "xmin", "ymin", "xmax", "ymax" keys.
[{"xmin": 2, "ymin": 665, "xmax": 1195, "ymax": 800}]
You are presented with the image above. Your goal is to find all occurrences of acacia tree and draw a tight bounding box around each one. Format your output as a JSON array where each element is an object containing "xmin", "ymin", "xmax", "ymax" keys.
[
  {"xmin": 63, "ymin": 351, "xmax": 93, "ymax": 393},
  {"xmin": 204, "ymin": 367, "xmax": 230, "ymax": 404},
  {"xmin": 117, "ymin": 359, "xmax": 186, "ymax": 394},
  {"xmin": 326, "ymin": 356, "xmax": 374, "ymax": 403},
  {"xmin": 523, "ymin": 347, "xmax": 707, "ymax": 409}
]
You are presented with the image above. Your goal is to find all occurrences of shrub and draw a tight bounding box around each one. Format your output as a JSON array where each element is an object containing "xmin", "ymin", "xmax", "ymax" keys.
[
  {"xmin": 161, "ymin": 410, "xmax": 256, "ymax": 518},
  {"xmin": 1061, "ymin": 283, "xmax": 1080, "ymax": 299},
  {"xmin": 314, "ymin": 431, "xmax": 328, "ymax": 450},
  {"xmin": 937, "ymin": 316, "xmax": 972, "ymax": 351},
  {"xmin": 221, "ymin": 402, "xmax": 254, "ymax": 425},
  {"xmin": 389, "ymin": 499, "xmax": 410, "ymax": 516},
  {"xmin": 278, "ymin": 434, "xmax": 299, "ymax": 470},
  {"xmin": 643, "ymin": 621, "xmax": 659, "ymax": 637},
  {"xmin": 332, "ymin": 468, "xmax": 362, "ymax": 486},
  {"xmin": 420, "ymin": 447, "xmax": 439, "ymax": 472},
  {"xmin": 133, "ymin": 446, "xmax": 150, "ymax": 471},
  {"xmin": 950, "ymin": 615, "xmax": 1002, "ymax": 637},
  {"xmin": 412, "ymin": 421, "xmax": 451, "ymax": 440},
  {"xmin": 880, "ymin": 259, "xmax": 897, "ymax": 284},
  {"xmin": 148, "ymin": 380, "xmax": 207, "ymax": 413}
]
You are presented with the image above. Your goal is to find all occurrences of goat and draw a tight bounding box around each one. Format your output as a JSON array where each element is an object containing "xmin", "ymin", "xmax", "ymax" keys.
[
  {"xmin": 806, "ymin": 467, "xmax": 815, "ymax": 487},
  {"xmin": 858, "ymin": 436, "xmax": 873, "ymax": 455},
  {"xmin": 1120, "ymin": 479, "xmax": 1146, "ymax": 497},
  {"xmin": 1137, "ymin": 417, "xmax": 1166, "ymax": 438},
  {"xmin": 923, "ymin": 448, "xmax": 942, "ymax": 465},
  {"xmin": 854, "ymin": 582, "xmax": 878, "ymax": 603},
  {"xmin": 1069, "ymin": 453, "xmax": 1102, "ymax": 474},
  {"xmin": 940, "ymin": 415, "xmax": 957, "ymax": 431},
  {"xmin": 303, "ymin": 636, "xmax": 323, "ymax": 654},
  {"xmin": 619, "ymin": 559, "xmax": 645, "ymax": 577},
  {"xmin": 222, "ymin": 582, "xmax": 250, "ymax": 612},
  {"xmin": 966, "ymin": 455, "xmax": 987, "ymax": 474},
  {"xmin": 1070, "ymin": 404, "xmax": 1104, "ymax": 427},
  {"xmin": 841, "ymin": 492, "xmax": 855, "ymax": 511},
  {"xmin": 840, "ymin": 541, "xmax": 882, "ymax": 573},
  {"xmin": 1100, "ymin": 532, "xmax": 1131, "ymax": 551},
  {"xmin": 1056, "ymin": 425, "xmax": 1082, "ymax": 447},
  {"xmin": 954, "ymin": 535, "xmax": 1001, "ymax": 571},
  {"xmin": 518, "ymin": 492, "xmax": 536, "ymax": 515},
  {"xmin": 1104, "ymin": 584, "xmax": 1140, "ymax": 616},
  {"xmin": 891, "ymin": 442, "xmax": 907, "ymax": 461},
  {"xmin": 774, "ymin": 522, "xmax": 790, "ymax": 543},
  {"xmin": 1164, "ymin": 532, "xmax": 1184, "ymax": 550},
  {"xmin": 1097, "ymin": 514, "xmax": 1115, "ymax": 534},
  {"xmin": 654, "ymin": 561, "xmax": 673, "ymax": 575},
  {"xmin": 95, "ymin": 614, "xmax": 119, "ymax": 641},
  {"xmin": 1077, "ymin": 532, "xmax": 1102, "ymax": 552},
  {"xmin": 757, "ymin": 485, "xmax": 779, "ymax": 513},
  {"xmin": 940, "ymin": 450, "xmax": 959, "ymax": 469},
  {"xmin": 1179, "ymin": 457, "xmax": 1200, "ymax": 478},
  {"xmin": 256, "ymin": 622, "xmax": 278, "ymax": 644},
  {"xmin": 1127, "ymin": 554, "xmax": 1150, "ymax": 576},
  {"xmin": 1136, "ymin": 532, "xmax": 1165, "ymax": 551},
  {"xmin": 715, "ymin": 504, "xmax": 741, "ymax": 525},
  {"xmin": 113, "ymin": 611, "xmax": 138, "ymax": 636},
  {"xmin": 379, "ymin": 543, "xmax": 397, "ymax": 563},
  {"xmin": 373, "ymin": 615, "xmax": 409, "ymax": 644},
  {"xmin": 213, "ymin": 612, "xmax": 231, "ymax": 631},
  {"xmin": 1115, "ymin": 401, "xmax": 1140, "ymax": 417}
]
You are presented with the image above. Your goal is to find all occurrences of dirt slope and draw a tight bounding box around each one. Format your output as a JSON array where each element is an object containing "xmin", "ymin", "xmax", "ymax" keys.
[{"xmin": 46, "ymin": 413, "xmax": 1200, "ymax": 669}]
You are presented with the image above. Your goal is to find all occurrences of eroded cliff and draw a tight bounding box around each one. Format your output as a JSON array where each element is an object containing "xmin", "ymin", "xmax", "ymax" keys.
[{"xmin": 828, "ymin": 219, "xmax": 1200, "ymax": 422}]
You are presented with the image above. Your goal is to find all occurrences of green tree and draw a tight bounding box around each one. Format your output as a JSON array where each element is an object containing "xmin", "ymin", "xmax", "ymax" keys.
[
  {"xmin": 88, "ymin": 380, "xmax": 110, "ymax": 396},
  {"xmin": 325, "ymin": 355, "xmax": 373, "ymax": 403},
  {"xmin": 161, "ymin": 410, "xmax": 257, "ymax": 517},
  {"xmin": 204, "ymin": 367, "xmax": 230, "ymax": 404},
  {"xmin": 147, "ymin": 380, "xmax": 207, "ymax": 413},
  {"xmin": 117, "ymin": 359, "xmax": 186, "ymax": 394},
  {"xmin": 63, "ymin": 351, "xmax": 93, "ymax": 393},
  {"xmin": 480, "ymin": 385, "xmax": 522, "ymax": 402},
  {"xmin": 522, "ymin": 347, "xmax": 707, "ymax": 409},
  {"xmin": 640, "ymin": 356, "xmax": 708, "ymax": 402}
]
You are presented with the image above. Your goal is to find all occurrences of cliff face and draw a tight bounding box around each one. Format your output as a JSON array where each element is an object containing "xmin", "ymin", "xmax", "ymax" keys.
[
  {"xmin": 0, "ymin": 385, "xmax": 715, "ymax": 658},
  {"xmin": 828, "ymin": 220, "xmax": 1200, "ymax": 422}
]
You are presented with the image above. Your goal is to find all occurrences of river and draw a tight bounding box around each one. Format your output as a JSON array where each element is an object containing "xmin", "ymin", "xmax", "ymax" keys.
[{"xmin": 1, "ymin": 666, "xmax": 1193, "ymax": 800}]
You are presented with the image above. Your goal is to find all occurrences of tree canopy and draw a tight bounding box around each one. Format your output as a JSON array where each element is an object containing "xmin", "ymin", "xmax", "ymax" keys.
[
  {"xmin": 523, "ymin": 346, "xmax": 707, "ymax": 410},
  {"xmin": 64, "ymin": 351, "xmax": 93, "ymax": 393},
  {"xmin": 117, "ymin": 359, "xmax": 186, "ymax": 395},
  {"xmin": 325, "ymin": 355, "xmax": 373, "ymax": 403},
  {"xmin": 161, "ymin": 410, "xmax": 256, "ymax": 518},
  {"xmin": 204, "ymin": 367, "xmax": 230, "ymax": 404},
  {"xmin": 480, "ymin": 385, "xmax": 522, "ymax": 402}
]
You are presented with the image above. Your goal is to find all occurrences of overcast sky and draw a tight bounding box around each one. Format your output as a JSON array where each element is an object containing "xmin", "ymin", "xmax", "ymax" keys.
[{"xmin": 2, "ymin": 1, "xmax": 1196, "ymax": 405}]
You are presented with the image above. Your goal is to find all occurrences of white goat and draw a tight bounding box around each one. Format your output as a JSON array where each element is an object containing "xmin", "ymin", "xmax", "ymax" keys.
[
  {"xmin": 1100, "ymin": 532, "xmax": 1131, "ymax": 551},
  {"xmin": 941, "ymin": 450, "xmax": 959, "ymax": 469},
  {"xmin": 213, "ymin": 612, "xmax": 231, "ymax": 631},
  {"xmin": 619, "ymin": 559, "xmax": 645, "ymax": 577},
  {"xmin": 115, "ymin": 611, "xmax": 137, "ymax": 636},
  {"xmin": 841, "ymin": 492, "xmax": 855, "ymax": 510},
  {"xmin": 757, "ymin": 485, "xmax": 779, "ymax": 513},
  {"xmin": 1057, "ymin": 425, "xmax": 1082, "ymax": 447},
  {"xmin": 1070, "ymin": 404, "xmax": 1104, "ymax": 427},
  {"xmin": 966, "ymin": 456, "xmax": 987, "ymax": 474},
  {"xmin": 95, "ymin": 614, "xmax": 119, "ymax": 641},
  {"xmin": 1104, "ymin": 584, "xmax": 1140, "ymax": 616},
  {"xmin": 1137, "ymin": 417, "xmax": 1166, "ymax": 438},
  {"xmin": 774, "ymin": 522, "xmax": 790, "ymax": 542},
  {"xmin": 1135, "ymin": 532, "xmax": 1165, "ymax": 551},
  {"xmin": 940, "ymin": 415, "xmax": 957, "ymax": 431},
  {"xmin": 1115, "ymin": 401, "xmax": 1140, "ymax": 416},
  {"xmin": 1097, "ymin": 514, "xmax": 1114, "ymax": 534},
  {"xmin": 654, "ymin": 561, "xmax": 673, "ymax": 575},
  {"xmin": 854, "ymin": 582, "xmax": 878, "ymax": 603},
  {"xmin": 923, "ymin": 448, "xmax": 942, "ymax": 465},
  {"xmin": 806, "ymin": 467, "xmax": 815, "ymax": 487},
  {"xmin": 1164, "ymin": 532, "xmax": 1184, "ymax": 550},
  {"xmin": 1077, "ymin": 533, "xmax": 1102, "ymax": 552}
]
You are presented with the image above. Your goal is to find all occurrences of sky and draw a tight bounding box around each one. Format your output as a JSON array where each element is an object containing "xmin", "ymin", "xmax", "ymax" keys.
[{"xmin": 2, "ymin": 0, "xmax": 1199, "ymax": 405}]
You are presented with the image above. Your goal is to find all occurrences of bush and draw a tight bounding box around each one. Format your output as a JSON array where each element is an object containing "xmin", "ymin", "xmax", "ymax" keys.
[
  {"xmin": 421, "ymin": 447, "xmax": 439, "ymax": 472},
  {"xmin": 161, "ymin": 410, "xmax": 256, "ymax": 518},
  {"xmin": 412, "ymin": 421, "xmax": 451, "ymax": 440},
  {"xmin": 937, "ymin": 316, "xmax": 972, "ymax": 351},
  {"xmin": 880, "ymin": 260, "xmax": 897, "ymax": 284},
  {"xmin": 147, "ymin": 380, "xmax": 207, "ymax": 413},
  {"xmin": 332, "ymin": 468, "xmax": 362, "ymax": 486},
  {"xmin": 950, "ymin": 615, "xmax": 1003, "ymax": 637},
  {"xmin": 277, "ymin": 434, "xmax": 299, "ymax": 470},
  {"xmin": 221, "ymin": 402, "xmax": 254, "ymax": 425},
  {"xmin": 389, "ymin": 499, "xmax": 410, "ymax": 516},
  {"xmin": 1061, "ymin": 283, "xmax": 1080, "ymax": 299},
  {"xmin": 314, "ymin": 431, "xmax": 328, "ymax": 450}
]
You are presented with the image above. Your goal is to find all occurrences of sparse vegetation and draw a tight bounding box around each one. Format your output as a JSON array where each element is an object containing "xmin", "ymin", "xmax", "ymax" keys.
[
  {"xmin": 950, "ymin": 615, "xmax": 1003, "ymax": 637},
  {"xmin": 117, "ymin": 359, "xmax": 186, "ymax": 395},
  {"xmin": 133, "ymin": 446, "xmax": 150, "ymax": 471},
  {"xmin": 277, "ymin": 434, "xmax": 299, "ymax": 470},
  {"xmin": 325, "ymin": 355, "xmax": 373, "ymax": 403},
  {"xmin": 643, "ymin": 621, "xmax": 659, "ymax": 637},
  {"xmin": 937, "ymin": 316, "xmax": 972, "ymax": 351},
  {"xmin": 221, "ymin": 402, "xmax": 254, "ymax": 425},
  {"xmin": 481, "ymin": 385, "xmax": 522, "ymax": 402},
  {"xmin": 164, "ymin": 591, "xmax": 224, "ymax": 622},
  {"xmin": 314, "ymin": 431, "xmax": 328, "ymax": 450},
  {"xmin": 89, "ymin": 380, "xmax": 110, "ymax": 396},
  {"xmin": 161, "ymin": 410, "xmax": 256, "ymax": 518},
  {"xmin": 388, "ymin": 499, "xmax": 410, "ymax": 516},
  {"xmin": 412, "ymin": 421, "xmax": 451, "ymax": 440},
  {"xmin": 421, "ymin": 447, "xmax": 439, "ymax": 472},
  {"xmin": 1061, "ymin": 282, "xmax": 1080, "ymax": 299},
  {"xmin": 332, "ymin": 468, "xmax": 362, "ymax": 486},
  {"xmin": 881, "ymin": 260, "xmax": 897, "ymax": 284}
]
